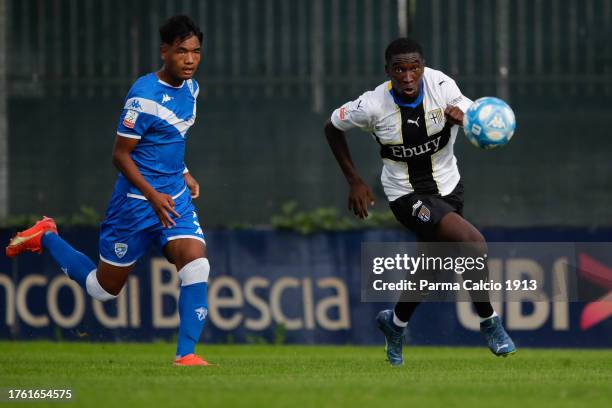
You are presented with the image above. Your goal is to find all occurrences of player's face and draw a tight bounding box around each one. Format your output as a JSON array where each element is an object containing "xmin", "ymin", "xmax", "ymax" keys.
[
  {"xmin": 161, "ymin": 34, "xmax": 201, "ymax": 81},
  {"xmin": 386, "ymin": 52, "xmax": 425, "ymax": 99}
]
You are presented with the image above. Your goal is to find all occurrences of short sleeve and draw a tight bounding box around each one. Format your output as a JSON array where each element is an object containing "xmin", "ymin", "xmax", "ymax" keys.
[
  {"xmin": 441, "ymin": 78, "xmax": 473, "ymax": 113},
  {"xmin": 330, "ymin": 92, "xmax": 375, "ymax": 132},
  {"xmin": 116, "ymin": 91, "xmax": 158, "ymax": 139}
]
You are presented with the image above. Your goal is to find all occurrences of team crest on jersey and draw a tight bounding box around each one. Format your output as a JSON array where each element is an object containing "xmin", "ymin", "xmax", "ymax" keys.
[
  {"xmin": 425, "ymin": 108, "xmax": 445, "ymax": 136},
  {"xmin": 417, "ymin": 205, "xmax": 431, "ymax": 222},
  {"xmin": 123, "ymin": 110, "xmax": 139, "ymax": 129},
  {"xmin": 114, "ymin": 243, "xmax": 128, "ymax": 259}
]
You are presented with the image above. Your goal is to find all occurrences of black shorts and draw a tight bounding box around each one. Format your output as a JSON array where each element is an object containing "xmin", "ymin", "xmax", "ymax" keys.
[{"xmin": 389, "ymin": 180, "xmax": 464, "ymax": 241}]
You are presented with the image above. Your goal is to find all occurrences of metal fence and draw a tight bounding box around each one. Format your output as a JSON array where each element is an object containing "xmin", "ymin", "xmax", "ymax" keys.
[
  {"xmin": 8, "ymin": 0, "xmax": 612, "ymax": 105},
  {"xmin": 3, "ymin": 0, "xmax": 612, "ymax": 226}
]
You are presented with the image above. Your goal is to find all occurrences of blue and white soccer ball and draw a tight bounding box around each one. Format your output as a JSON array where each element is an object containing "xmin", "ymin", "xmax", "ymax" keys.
[{"xmin": 463, "ymin": 97, "xmax": 516, "ymax": 149}]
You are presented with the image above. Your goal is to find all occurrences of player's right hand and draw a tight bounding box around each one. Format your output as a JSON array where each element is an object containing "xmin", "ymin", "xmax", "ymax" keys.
[
  {"xmin": 348, "ymin": 180, "xmax": 375, "ymax": 219},
  {"xmin": 147, "ymin": 191, "xmax": 180, "ymax": 228}
]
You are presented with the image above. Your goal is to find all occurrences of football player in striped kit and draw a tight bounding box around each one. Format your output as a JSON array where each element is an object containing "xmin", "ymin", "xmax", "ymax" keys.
[{"xmin": 325, "ymin": 38, "xmax": 516, "ymax": 366}]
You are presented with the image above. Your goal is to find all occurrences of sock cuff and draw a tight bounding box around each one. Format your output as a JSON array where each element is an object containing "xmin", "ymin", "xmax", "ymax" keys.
[
  {"xmin": 86, "ymin": 270, "xmax": 117, "ymax": 301},
  {"xmin": 41, "ymin": 231, "xmax": 58, "ymax": 247},
  {"xmin": 393, "ymin": 311, "xmax": 409, "ymax": 327},
  {"xmin": 480, "ymin": 311, "xmax": 498, "ymax": 323},
  {"xmin": 178, "ymin": 258, "xmax": 210, "ymax": 287}
]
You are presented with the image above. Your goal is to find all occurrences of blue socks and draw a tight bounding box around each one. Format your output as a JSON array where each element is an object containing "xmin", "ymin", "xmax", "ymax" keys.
[
  {"xmin": 42, "ymin": 232, "xmax": 208, "ymax": 357},
  {"xmin": 41, "ymin": 233, "xmax": 95, "ymax": 289},
  {"xmin": 177, "ymin": 282, "xmax": 208, "ymax": 357}
]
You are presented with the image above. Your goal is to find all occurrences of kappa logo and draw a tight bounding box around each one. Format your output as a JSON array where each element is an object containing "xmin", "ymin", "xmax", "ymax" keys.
[
  {"xmin": 195, "ymin": 307, "xmax": 208, "ymax": 321},
  {"xmin": 417, "ymin": 205, "xmax": 431, "ymax": 222},
  {"xmin": 114, "ymin": 243, "xmax": 128, "ymax": 259},
  {"xmin": 406, "ymin": 117, "xmax": 420, "ymax": 127},
  {"xmin": 487, "ymin": 114, "xmax": 506, "ymax": 129},
  {"xmin": 123, "ymin": 110, "xmax": 139, "ymax": 129},
  {"xmin": 127, "ymin": 99, "xmax": 142, "ymax": 110},
  {"xmin": 161, "ymin": 93, "xmax": 173, "ymax": 104},
  {"xmin": 193, "ymin": 218, "xmax": 204, "ymax": 236},
  {"xmin": 411, "ymin": 200, "xmax": 423, "ymax": 216}
]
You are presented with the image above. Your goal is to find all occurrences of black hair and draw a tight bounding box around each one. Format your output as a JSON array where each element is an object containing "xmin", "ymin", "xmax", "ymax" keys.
[
  {"xmin": 159, "ymin": 15, "xmax": 203, "ymax": 45},
  {"xmin": 385, "ymin": 38, "xmax": 424, "ymax": 64}
]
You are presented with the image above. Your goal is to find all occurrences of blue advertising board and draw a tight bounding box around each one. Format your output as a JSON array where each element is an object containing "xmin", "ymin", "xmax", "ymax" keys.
[{"xmin": 1, "ymin": 228, "xmax": 611, "ymax": 348}]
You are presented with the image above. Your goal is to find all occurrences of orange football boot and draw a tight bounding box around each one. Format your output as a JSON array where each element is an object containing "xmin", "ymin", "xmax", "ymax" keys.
[
  {"xmin": 6, "ymin": 216, "xmax": 58, "ymax": 258},
  {"xmin": 174, "ymin": 354, "xmax": 210, "ymax": 366}
]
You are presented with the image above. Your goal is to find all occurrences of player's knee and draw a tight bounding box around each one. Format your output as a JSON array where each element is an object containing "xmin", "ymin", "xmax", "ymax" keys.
[
  {"xmin": 462, "ymin": 231, "xmax": 487, "ymax": 257},
  {"xmin": 178, "ymin": 257, "xmax": 210, "ymax": 286},
  {"xmin": 86, "ymin": 270, "xmax": 118, "ymax": 301}
]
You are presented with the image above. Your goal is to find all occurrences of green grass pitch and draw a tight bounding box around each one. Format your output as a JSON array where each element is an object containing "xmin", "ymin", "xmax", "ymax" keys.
[{"xmin": 0, "ymin": 342, "xmax": 610, "ymax": 407}]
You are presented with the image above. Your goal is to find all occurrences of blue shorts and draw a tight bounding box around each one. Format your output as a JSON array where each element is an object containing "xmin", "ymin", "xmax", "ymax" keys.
[{"xmin": 99, "ymin": 187, "xmax": 205, "ymax": 266}]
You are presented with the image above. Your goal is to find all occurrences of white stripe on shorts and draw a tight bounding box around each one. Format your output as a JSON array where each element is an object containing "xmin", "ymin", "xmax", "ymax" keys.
[
  {"xmin": 166, "ymin": 235, "xmax": 206, "ymax": 245},
  {"xmin": 126, "ymin": 186, "xmax": 187, "ymax": 200},
  {"xmin": 99, "ymin": 254, "xmax": 137, "ymax": 267}
]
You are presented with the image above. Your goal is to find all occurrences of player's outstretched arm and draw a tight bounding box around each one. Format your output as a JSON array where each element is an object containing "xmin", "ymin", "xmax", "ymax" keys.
[
  {"xmin": 112, "ymin": 136, "xmax": 180, "ymax": 228},
  {"xmin": 324, "ymin": 119, "xmax": 375, "ymax": 219}
]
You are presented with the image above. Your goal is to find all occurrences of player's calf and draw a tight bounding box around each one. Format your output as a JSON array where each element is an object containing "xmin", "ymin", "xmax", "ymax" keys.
[{"xmin": 176, "ymin": 257, "xmax": 210, "ymax": 361}]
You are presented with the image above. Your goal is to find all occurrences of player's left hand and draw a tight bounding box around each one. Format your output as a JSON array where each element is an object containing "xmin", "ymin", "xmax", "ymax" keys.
[
  {"xmin": 444, "ymin": 105, "xmax": 464, "ymax": 126},
  {"xmin": 184, "ymin": 172, "xmax": 200, "ymax": 199}
]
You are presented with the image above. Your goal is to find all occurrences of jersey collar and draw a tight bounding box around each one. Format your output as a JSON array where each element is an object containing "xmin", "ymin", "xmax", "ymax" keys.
[
  {"xmin": 388, "ymin": 80, "xmax": 424, "ymax": 108},
  {"xmin": 157, "ymin": 78, "xmax": 185, "ymax": 89}
]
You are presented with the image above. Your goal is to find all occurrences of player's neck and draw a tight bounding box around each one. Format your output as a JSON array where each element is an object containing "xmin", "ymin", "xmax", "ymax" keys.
[
  {"xmin": 156, "ymin": 68, "xmax": 184, "ymax": 88},
  {"xmin": 393, "ymin": 85, "xmax": 421, "ymax": 104},
  {"xmin": 390, "ymin": 82, "xmax": 423, "ymax": 108}
]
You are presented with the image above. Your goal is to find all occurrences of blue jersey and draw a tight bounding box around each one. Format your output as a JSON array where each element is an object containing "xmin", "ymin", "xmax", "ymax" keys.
[{"xmin": 115, "ymin": 73, "xmax": 199, "ymax": 198}]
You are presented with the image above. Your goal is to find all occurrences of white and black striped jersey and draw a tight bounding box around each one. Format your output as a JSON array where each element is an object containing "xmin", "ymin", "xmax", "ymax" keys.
[{"xmin": 330, "ymin": 67, "xmax": 472, "ymax": 201}]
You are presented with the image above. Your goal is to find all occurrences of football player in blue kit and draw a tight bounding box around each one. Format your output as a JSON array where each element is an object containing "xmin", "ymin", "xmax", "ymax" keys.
[{"xmin": 7, "ymin": 15, "xmax": 210, "ymax": 366}]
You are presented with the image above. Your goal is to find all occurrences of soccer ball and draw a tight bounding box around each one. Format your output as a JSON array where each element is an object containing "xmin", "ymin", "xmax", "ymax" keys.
[{"xmin": 463, "ymin": 97, "xmax": 516, "ymax": 149}]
